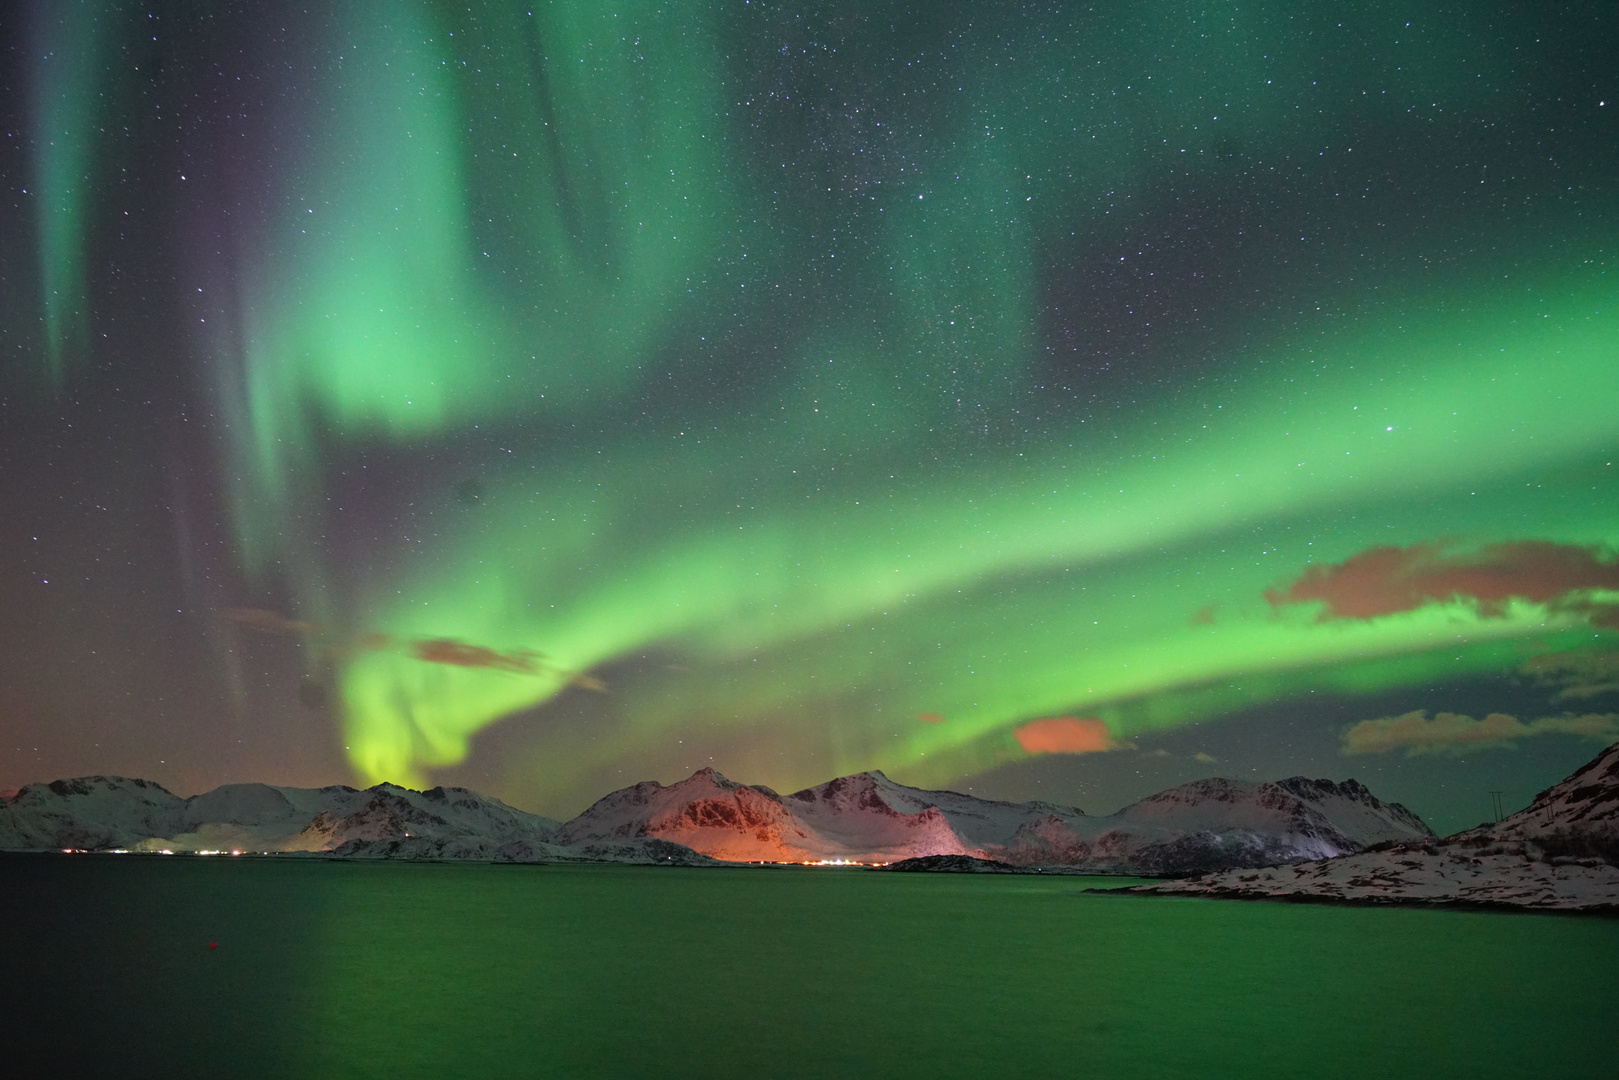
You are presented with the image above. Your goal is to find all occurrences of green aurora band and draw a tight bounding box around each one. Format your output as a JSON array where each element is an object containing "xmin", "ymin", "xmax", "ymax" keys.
[
  {"xmin": 332, "ymin": 277, "xmax": 1617, "ymax": 791},
  {"xmin": 29, "ymin": 0, "xmax": 116, "ymax": 385},
  {"xmin": 24, "ymin": 1, "xmax": 1619, "ymax": 807}
]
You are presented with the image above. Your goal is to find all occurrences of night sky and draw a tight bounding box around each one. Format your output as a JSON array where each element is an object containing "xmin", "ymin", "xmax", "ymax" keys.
[{"xmin": 3, "ymin": 2, "xmax": 1616, "ymax": 834}]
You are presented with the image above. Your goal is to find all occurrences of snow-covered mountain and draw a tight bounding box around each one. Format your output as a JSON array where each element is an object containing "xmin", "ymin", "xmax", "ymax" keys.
[
  {"xmin": 1078, "ymin": 775, "xmax": 1434, "ymax": 875},
  {"xmin": 557, "ymin": 768, "xmax": 821, "ymax": 861},
  {"xmin": 1130, "ymin": 741, "xmax": 1619, "ymax": 911},
  {"xmin": 0, "ymin": 777, "xmax": 713, "ymax": 865},
  {"xmin": 1, "ymin": 764, "xmax": 1433, "ymax": 874},
  {"xmin": 558, "ymin": 766, "xmax": 1433, "ymax": 872},
  {"xmin": 0, "ymin": 776, "xmax": 186, "ymax": 851},
  {"xmin": 558, "ymin": 767, "xmax": 1061, "ymax": 863}
]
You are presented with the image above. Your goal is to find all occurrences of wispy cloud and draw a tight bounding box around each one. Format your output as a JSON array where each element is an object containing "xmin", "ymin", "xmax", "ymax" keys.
[{"xmin": 1342, "ymin": 709, "xmax": 1619, "ymax": 756}]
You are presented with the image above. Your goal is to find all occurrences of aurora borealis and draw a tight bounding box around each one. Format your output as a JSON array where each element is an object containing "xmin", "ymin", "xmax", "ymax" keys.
[{"xmin": 3, "ymin": 1, "xmax": 1616, "ymax": 831}]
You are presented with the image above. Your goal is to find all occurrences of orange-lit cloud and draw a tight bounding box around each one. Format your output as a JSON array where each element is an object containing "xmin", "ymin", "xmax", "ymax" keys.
[
  {"xmin": 1342, "ymin": 709, "xmax": 1619, "ymax": 756},
  {"xmin": 1266, "ymin": 540, "xmax": 1619, "ymax": 622},
  {"xmin": 917, "ymin": 712, "xmax": 945, "ymax": 724},
  {"xmin": 1014, "ymin": 716, "xmax": 1122, "ymax": 755},
  {"xmin": 1190, "ymin": 603, "xmax": 1218, "ymax": 626}
]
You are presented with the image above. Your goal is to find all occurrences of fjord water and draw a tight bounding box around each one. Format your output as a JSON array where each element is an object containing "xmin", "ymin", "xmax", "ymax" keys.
[{"xmin": 4, "ymin": 857, "xmax": 1614, "ymax": 1079}]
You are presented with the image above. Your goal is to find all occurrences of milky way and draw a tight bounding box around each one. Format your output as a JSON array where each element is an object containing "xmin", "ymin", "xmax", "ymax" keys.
[{"xmin": 4, "ymin": 2, "xmax": 1616, "ymax": 828}]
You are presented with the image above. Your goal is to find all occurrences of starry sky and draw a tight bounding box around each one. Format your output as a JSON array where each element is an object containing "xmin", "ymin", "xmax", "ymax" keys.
[{"xmin": 2, "ymin": 1, "xmax": 1616, "ymax": 833}]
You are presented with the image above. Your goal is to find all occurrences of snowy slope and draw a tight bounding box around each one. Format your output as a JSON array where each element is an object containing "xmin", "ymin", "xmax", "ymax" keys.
[
  {"xmin": 0, "ymin": 777, "xmax": 185, "ymax": 850},
  {"xmin": 3, "ymin": 778, "xmax": 538, "ymax": 854},
  {"xmin": 285, "ymin": 783, "xmax": 563, "ymax": 856},
  {"xmin": 1061, "ymin": 775, "xmax": 1436, "ymax": 875},
  {"xmin": 784, "ymin": 771, "xmax": 1068, "ymax": 859},
  {"xmin": 1485, "ymin": 739, "xmax": 1619, "ymax": 841},
  {"xmin": 1130, "ymin": 742, "xmax": 1619, "ymax": 911}
]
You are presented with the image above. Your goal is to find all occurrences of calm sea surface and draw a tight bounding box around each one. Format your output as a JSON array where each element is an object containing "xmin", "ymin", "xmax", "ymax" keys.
[{"xmin": 2, "ymin": 856, "xmax": 1614, "ymax": 1078}]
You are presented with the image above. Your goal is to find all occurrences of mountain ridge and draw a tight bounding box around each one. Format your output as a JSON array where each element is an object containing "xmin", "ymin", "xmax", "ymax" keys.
[
  {"xmin": 1, "ymin": 763, "xmax": 1431, "ymax": 876},
  {"xmin": 554, "ymin": 764, "xmax": 1432, "ymax": 872}
]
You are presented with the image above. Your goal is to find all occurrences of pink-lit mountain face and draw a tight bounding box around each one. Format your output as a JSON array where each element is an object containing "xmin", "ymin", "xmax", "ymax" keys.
[
  {"xmin": 1132, "ymin": 741, "xmax": 1619, "ymax": 910},
  {"xmin": 557, "ymin": 767, "xmax": 1433, "ymax": 872}
]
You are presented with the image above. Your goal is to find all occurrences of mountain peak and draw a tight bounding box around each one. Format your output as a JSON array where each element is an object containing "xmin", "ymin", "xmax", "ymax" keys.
[{"xmin": 679, "ymin": 766, "xmax": 744, "ymax": 791}]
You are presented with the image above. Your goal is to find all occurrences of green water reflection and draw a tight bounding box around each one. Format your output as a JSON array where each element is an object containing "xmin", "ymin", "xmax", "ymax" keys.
[{"xmin": 2, "ymin": 857, "xmax": 1614, "ymax": 1078}]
